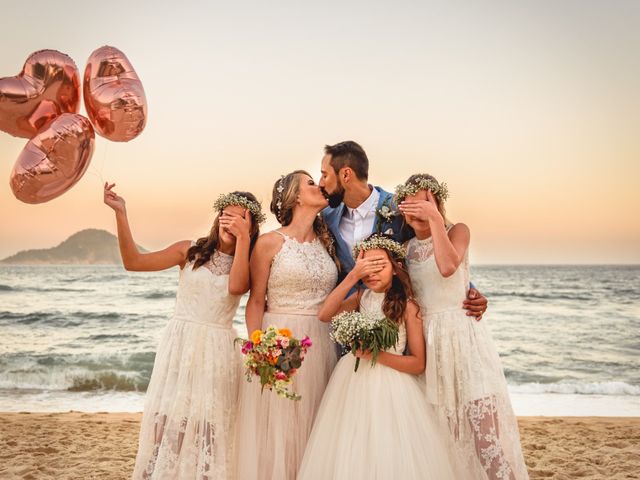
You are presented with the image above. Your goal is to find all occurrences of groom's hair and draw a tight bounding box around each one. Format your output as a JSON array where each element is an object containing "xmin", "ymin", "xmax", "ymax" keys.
[{"xmin": 324, "ymin": 141, "xmax": 369, "ymax": 181}]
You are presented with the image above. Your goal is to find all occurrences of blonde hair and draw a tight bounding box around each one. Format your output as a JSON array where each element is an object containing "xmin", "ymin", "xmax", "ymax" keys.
[
  {"xmin": 402, "ymin": 173, "xmax": 450, "ymax": 226},
  {"xmin": 270, "ymin": 170, "xmax": 340, "ymax": 271}
]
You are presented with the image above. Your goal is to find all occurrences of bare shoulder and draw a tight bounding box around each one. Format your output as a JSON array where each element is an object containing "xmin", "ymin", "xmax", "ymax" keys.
[
  {"xmin": 404, "ymin": 299, "xmax": 422, "ymax": 323},
  {"xmin": 254, "ymin": 231, "xmax": 285, "ymax": 256},
  {"xmin": 173, "ymin": 240, "xmax": 193, "ymax": 252},
  {"xmin": 448, "ymin": 222, "xmax": 470, "ymax": 240}
]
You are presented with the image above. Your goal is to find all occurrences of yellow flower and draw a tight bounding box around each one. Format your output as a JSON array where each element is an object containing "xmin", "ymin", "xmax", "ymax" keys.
[
  {"xmin": 278, "ymin": 328, "xmax": 292, "ymax": 338},
  {"xmin": 251, "ymin": 330, "xmax": 263, "ymax": 345}
]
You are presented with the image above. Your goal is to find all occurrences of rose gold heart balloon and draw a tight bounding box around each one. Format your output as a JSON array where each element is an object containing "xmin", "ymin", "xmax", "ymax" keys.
[
  {"xmin": 10, "ymin": 113, "xmax": 94, "ymax": 204},
  {"xmin": 0, "ymin": 50, "xmax": 80, "ymax": 138},
  {"xmin": 84, "ymin": 46, "xmax": 147, "ymax": 142}
]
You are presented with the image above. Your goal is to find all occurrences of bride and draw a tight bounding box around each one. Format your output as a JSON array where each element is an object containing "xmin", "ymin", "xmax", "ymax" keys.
[{"xmin": 235, "ymin": 171, "xmax": 340, "ymax": 480}]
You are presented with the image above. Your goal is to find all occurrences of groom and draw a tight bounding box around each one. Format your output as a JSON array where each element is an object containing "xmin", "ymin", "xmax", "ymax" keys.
[{"xmin": 319, "ymin": 140, "xmax": 488, "ymax": 319}]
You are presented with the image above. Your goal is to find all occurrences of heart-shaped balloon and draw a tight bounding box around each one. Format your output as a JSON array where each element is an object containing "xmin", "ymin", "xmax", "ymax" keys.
[
  {"xmin": 10, "ymin": 113, "xmax": 94, "ymax": 204},
  {"xmin": 0, "ymin": 50, "xmax": 80, "ymax": 138},
  {"xmin": 84, "ymin": 45, "xmax": 147, "ymax": 142}
]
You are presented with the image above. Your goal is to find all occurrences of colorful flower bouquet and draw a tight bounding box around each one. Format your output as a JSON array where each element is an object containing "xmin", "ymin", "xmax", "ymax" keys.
[
  {"xmin": 235, "ymin": 326, "xmax": 312, "ymax": 401},
  {"xmin": 330, "ymin": 311, "xmax": 399, "ymax": 372}
]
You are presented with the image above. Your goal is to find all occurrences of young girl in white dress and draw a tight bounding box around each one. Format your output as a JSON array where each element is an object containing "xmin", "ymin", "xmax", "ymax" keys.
[
  {"xmin": 298, "ymin": 234, "xmax": 458, "ymax": 480},
  {"xmin": 103, "ymin": 183, "xmax": 264, "ymax": 480},
  {"xmin": 397, "ymin": 174, "xmax": 529, "ymax": 479},
  {"xmin": 235, "ymin": 171, "xmax": 339, "ymax": 480}
]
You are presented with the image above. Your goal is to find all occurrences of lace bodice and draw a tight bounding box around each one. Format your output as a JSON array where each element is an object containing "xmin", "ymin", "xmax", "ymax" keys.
[
  {"xmin": 406, "ymin": 236, "xmax": 469, "ymax": 314},
  {"xmin": 267, "ymin": 233, "xmax": 338, "ymax": 314},
  {"xmin": 359, "ymin": 289, "xmax": 407, "ymax": 353},
  {"xmin": 172, "ymin": 250, "xmax": 241, "ymax": 327}
]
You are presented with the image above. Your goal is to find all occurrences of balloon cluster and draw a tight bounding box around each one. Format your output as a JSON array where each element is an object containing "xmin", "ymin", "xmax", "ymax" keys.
[{"xmin": 0, "ymin": 46, "xmax": 147, "ymax": 203}]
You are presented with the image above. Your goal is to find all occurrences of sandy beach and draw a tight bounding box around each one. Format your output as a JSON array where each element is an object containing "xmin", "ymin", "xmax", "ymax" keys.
[{"xmin": 0, "ymin": 413, "xmax": 637, "ymax": 479}]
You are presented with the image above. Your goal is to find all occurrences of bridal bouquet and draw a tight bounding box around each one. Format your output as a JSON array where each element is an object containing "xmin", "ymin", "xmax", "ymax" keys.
[
  {"xmin": 330, "ymin": 311, "xmax": 399, "ymax": 372},
  {"xmin": 235, "ymin": 326, "xmax": 312, "ymax": 401}
]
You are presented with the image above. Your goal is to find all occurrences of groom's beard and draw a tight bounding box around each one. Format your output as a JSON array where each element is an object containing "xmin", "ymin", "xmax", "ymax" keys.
[{"xmin": 323, "ymin": 186, "xmax": 345, "ymax": 208}]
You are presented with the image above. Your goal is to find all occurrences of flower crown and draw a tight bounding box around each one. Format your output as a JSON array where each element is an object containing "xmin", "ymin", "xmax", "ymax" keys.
[
  {"xmin": 213, "ymin": 193, "xmax": 266, "ymax": 225},
  {"xmin": 352, "ymin": 234, "xmax": 406, "ymax": 260},
  {"xmin": 394, "ymin": 176, "xmax": 449, "ymax": 204}
]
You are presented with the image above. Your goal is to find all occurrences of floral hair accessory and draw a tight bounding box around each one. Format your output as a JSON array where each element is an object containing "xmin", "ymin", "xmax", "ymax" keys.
[
  {"xmin": 275, "ymin": 175, "xmax": 286, "ymax": 222},
  {"xmin": 352, "ymin": 234, "xmax": 406, "ymax": 260},
  {"xmin": 213, "ymin": 193, "xmax": 266, "ymax": 225},
  {"xmin": 394, "ymin": 176, "xmax": 449, "ymax": 204}
]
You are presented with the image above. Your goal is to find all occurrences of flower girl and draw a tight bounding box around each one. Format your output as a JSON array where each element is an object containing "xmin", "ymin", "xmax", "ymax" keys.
[{"xmin": 298, "ymin": 233, "xmax": 458, "ymax": 479}]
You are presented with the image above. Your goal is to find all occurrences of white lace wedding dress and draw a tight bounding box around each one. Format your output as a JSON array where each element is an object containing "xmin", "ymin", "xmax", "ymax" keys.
[
  {"xmin": 235, "ymin": 232, "xmax": 339, "ymax": 480},
  {"xmin": 407, "ymin": 235, "xmax": 529, "ymax": 480},
  {"xmin": 132, "ymin": 250, "xmax": 242, "ymax": 480},
  {"xmin": 297, "ymin": 289, "xmax": 459, "ymax": 480}
]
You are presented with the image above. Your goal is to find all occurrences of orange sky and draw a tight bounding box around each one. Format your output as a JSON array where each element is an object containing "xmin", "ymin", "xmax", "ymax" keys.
[{"xmin": 1, "ymin": 1, "xmax": 638, "ymax": 263}]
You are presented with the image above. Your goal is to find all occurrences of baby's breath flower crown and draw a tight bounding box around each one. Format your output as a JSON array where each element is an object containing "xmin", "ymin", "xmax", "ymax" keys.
[
  {"xmin": 213, "ymin": 193, "xmax": 267, "ymax": 225},
  {"xmin": 352, "ymin": 234, "xmax": 406, "ymax": 260},
  {"xmin": 394, "ymin": 176, "xmax": 449, "ymax": 204}
]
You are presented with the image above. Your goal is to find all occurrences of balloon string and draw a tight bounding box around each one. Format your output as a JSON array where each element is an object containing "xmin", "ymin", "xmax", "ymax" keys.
[{"xmin": 86, "ymin": 141, "xmax": 107, "ymax": 184}]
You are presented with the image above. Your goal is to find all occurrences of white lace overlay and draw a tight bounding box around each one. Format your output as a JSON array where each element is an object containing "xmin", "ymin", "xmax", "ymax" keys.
[
  {"xmin": 267, "ymin": 234, "xmax": 338, "ymax": 313},
  {"xmin": 407, "ymin": 236, "xmax": 529, "ymax": 480},
  {"xmin": 298, "ymin": 288, "xmax": 459, "ymax": 480},
  {"xmin": 236, "ymin": 233, "xmax": 339, "ymax": 480},
  {"xmin": 133, "ymin": 248, "xmax": 242, "ymax": 480},
  {"xmin": 203, "ymin": 250, "xmax": 234, "ymax": 276}
]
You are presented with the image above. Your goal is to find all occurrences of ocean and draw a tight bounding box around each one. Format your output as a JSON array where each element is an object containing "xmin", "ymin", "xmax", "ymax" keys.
[{"xmin": 0, "ymin": 264, "xmax": 638, "ymax": 416}]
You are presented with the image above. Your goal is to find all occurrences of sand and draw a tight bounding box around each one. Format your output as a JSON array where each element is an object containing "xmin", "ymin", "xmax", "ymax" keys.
[{"xmin": 0, "ymin": 413, "xmax": 638, "ymax": 479}]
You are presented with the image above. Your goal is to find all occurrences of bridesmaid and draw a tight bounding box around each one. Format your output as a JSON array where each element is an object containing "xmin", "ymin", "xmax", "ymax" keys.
[
  {"xmin": 397, "ymin": 174, "xmax": 529, "ymax": 479},
  {"xmin": 103, "ymin": 183, "xmax": 263, "ymax": 479},
  {"xmin": 235, "ymin": 171, "xmax": 339, "ymax": 480}
]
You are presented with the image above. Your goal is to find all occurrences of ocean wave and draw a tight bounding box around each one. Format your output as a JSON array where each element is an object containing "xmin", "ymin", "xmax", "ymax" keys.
[
  {"xmin": 486, "ymin": 291, "xmax": 594, "ymax": 301},
  {"xmin": 0, "ymin": 352, "xmax": 155, "ymax": 392},
  {"xmin": 0, "ymin": 310, "xmax": 128, "ymax": 325},
  {"xmin": 0, "ymin": 284, "xmax": 14, "ymax": 291},
  {"xmin": 509, "ymin": 381, "xmax": 640, "ymax": 396},
  {"xmin": 0, "ymin": 366, "xmax": 150, "ymax": 392},
  {"xmin": 132, "ymin": 290, "xmax": 176, "ymax": 299}
]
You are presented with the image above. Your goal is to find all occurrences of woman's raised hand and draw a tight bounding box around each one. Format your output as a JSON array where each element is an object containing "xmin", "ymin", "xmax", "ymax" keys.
[
  {"xmin": 219, "ymin": 209, "xmax": 251, "ymax": 240},
  {"xmin": 103, "ymin": 182, "xmax": 126, "ymax": 214}
]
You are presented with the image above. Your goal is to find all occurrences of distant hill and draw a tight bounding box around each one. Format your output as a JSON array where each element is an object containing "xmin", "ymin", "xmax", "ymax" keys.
[{"xmin": 1, "ymin": 229, "xmax": 147, "ymax": 265}]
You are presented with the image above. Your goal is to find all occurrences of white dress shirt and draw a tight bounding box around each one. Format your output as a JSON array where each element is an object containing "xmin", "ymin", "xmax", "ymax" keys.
[{"xmin": 339, "ymin": 187, "xmax": 380, "ymax": 254}]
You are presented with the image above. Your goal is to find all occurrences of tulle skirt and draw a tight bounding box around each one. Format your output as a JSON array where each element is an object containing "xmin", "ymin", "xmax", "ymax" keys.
[
  {"xmin": 132, "ymin": 319, "xmax": 241, "ymax": 480},
  {"xmin": 424, "ymin": 309, "xmax": 529, "ymax": 479},
  {"xmin": 298, "ymin": 354, "xmax": 459, "ymax": 480},
  {"xmin": 235, "ymin": 311, "xmax": 338, "ymax": 480}
]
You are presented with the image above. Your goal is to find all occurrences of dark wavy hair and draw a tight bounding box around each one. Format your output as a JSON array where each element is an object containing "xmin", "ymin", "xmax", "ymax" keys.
[
  {"xmin": 186, "ymin": 191, "xmax": 261, "ymax": 269},
  {"xmin": 360, "ymin": 233, "xmax": 418, "ymax": 323}
]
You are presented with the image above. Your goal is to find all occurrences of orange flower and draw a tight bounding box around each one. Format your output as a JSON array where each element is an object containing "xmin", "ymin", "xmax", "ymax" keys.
[
  {"xmin": 250, "ymin": 330, "xmax": 262, "ymax": 345},
  {"xmin": 269, "ymin": 356, "xmax": 279, "ymax": 365},
  {"xmin": 278, "ymin": 328, "xmax": 292, "ymax": 338}
]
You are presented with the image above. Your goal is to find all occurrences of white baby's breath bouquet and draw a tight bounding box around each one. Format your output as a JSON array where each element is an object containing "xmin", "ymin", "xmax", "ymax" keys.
[{"xmin": 330, "ymin": 311, "xmax": 399, "ymax": 372}]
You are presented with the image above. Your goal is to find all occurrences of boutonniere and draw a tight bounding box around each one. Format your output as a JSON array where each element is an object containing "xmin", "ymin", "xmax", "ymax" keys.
[{"xmin": 375, "ymin": 198, "xmax": 398, "ymax": 233}]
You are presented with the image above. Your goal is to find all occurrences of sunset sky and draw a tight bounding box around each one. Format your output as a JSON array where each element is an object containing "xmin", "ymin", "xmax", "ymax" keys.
[{"xmin": 0, "ymin": 0, "xmax": 638, "ymax": 264}]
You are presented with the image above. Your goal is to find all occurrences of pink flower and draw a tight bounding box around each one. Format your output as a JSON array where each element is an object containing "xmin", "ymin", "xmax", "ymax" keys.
[
  {"xmin": 242, "ymin": 341, "xmax": 254, "ymax": 354},
  {"xmin": 275, "ymin": 371, "xmax": 288, "ymax": 381},
  {"xmin": 280, "ymin": 337, "xmax": 290, "ymax": 348},
  {"xmin": 301, "ymin": 336, "xmax": 312, "ymax": 348}
]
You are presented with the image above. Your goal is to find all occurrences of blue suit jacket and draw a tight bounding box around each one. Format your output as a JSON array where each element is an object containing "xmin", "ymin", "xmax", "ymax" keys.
[{"xmin": 322, "ymin": 186, "xmax": 408, "ymax": 285}]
